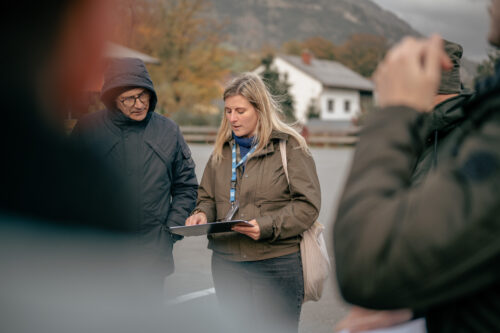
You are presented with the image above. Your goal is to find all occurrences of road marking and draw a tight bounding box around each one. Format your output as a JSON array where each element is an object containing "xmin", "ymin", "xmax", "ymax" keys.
[{"xmin": 166, "ymin": 287, "xmax": 216, "ymax": 305}]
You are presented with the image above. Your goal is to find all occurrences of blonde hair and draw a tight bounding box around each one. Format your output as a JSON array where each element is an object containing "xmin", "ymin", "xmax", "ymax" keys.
[{"xmin": 212, "ymin": 72, "xmax": 308, "ymax": 164}]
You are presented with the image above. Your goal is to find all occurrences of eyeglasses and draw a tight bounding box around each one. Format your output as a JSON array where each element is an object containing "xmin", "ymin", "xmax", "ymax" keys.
[{"xmin": 119, "ymin": 91, "xmax": 150, "ymax": 108}]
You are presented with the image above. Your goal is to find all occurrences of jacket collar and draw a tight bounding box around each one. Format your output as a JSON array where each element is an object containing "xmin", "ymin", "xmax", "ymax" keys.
[
  {"xmin": 270, "ymin": 130, "xmax": 289, "ymax": 140},
  {"xmin": 108, "ymin": 108, "xmax": 152, "ymax": 129},
  {"xmin": 253, "ymin": 130, "xmax": 289, "ymax": 158},
  {"xmin": 100, "ymin": 110, "xmax": 168, "ymax": 159},
  {"xmin": 431, "ymin": 91, "xmax": 473, "ymax": 131}
]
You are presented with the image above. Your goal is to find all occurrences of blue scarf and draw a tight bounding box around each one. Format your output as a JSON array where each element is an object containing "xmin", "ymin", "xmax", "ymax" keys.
[{"xmin": 233, "ymin": 133, "xmax": 255, "ymax": 159}]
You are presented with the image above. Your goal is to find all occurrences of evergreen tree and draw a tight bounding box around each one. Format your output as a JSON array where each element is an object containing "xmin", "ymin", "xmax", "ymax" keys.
[
  {"xmin": 306, "ymin": 98, "xmax": 320, "ymax": 119},
  {"xmin": 260, "ymin": 54, "xmax": 296, "ymax": 122}
]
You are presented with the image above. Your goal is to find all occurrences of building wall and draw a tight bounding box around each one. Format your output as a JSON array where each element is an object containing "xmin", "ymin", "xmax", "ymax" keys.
[
  {"xmin": 254, "ymin": 57, "xmax": 369, "ymax": 123},
  {"xmin": 319, "ymin": 89, "xmax": 360, "ymax": 121},
  {"xmin": 272, "ymin": 58, "xmax": 323, "ymax": 123}
]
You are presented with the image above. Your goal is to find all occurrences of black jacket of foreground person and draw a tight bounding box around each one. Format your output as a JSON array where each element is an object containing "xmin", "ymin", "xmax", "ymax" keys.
[
  {"xmin": 73, "ymin": 58, "xmax": 198, "ymax": 275},
  {"xmin": 334, "ymin": 66, "xmax": 500, "ymax": 332}
]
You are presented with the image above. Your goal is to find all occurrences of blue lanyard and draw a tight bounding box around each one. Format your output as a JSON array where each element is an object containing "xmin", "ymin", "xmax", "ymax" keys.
[{"xmin": 230, "ymin": 143, "xmax": 257, "ymax": 205}]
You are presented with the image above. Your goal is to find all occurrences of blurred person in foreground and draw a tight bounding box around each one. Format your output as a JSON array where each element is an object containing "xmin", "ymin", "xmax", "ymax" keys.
[
  {"xmin": 0, "ymin": 1, "xmax": 216, "ymax": 332},
  {"xmin": 335, "ymin": 40, "xmax": 474, "ymax": 332},
  {"xmin": 72, "ymin": 57, "xmax": 198, "ymax": 282},
  {"xmin": 185, "ymin": 73, "xmax": 321, "ymax": 333},
  {"xmin": 333, "ymin": 2, "xmax": 500, "ymax": 332},
  {"xmin": 1, "ymin": 0, "xmax": 131, "ymax": 231}
]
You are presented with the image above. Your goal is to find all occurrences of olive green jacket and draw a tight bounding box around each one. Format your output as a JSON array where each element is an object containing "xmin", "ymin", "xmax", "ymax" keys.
[
  {"xmin": 334, "ymin": 93, "xmax": 500, "ymax": 331},
  {"xmin": 195, "ymin": 131, "xmax": 321, "ymax": 261}
]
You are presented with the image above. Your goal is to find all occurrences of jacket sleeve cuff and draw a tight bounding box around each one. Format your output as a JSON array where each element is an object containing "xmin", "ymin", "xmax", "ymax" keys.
[
  {"xmin": 257, "ymin": 215, "xmax": 274, "ymax": 240},
  {"xmin": 193, "ymin": 205, "xmax": 215, "ymax": 223},
  {"xmin": 166, "ymin": 216, "xmax": 186, "ymax": 228}
]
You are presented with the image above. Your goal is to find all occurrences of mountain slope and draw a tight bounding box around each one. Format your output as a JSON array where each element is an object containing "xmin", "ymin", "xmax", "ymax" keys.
[
  {"xmin": 207, "ymin": 0, "xmax": 421, "ymax": 50},
  {"xmin": 206, "ymin": 0, "xmax": 477, "ymax": 85}
]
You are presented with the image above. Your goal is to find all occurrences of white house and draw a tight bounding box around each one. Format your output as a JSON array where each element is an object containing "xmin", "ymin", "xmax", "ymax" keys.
[{"xmin": 254, "ymin": 53, "xmax": 373, "ymax": 124}]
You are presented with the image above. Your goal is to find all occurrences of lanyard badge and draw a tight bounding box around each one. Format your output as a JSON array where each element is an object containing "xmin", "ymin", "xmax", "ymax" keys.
[{"xmin": 226, "ymin": 142, "xmax": 257, "ymax": 220}]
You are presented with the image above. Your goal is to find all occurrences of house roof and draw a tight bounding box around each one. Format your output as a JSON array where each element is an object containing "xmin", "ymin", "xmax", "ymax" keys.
[
  {"xmin": 105, "ymin": 42, "xmax": 160, "ymax": 65},
  {"xmin": 85, "ymin": 43, "xmax": 160, "ymax": 91},
  {"xmin": 278, "ymin": 54, "xmax": 373, "ymax": 92}
]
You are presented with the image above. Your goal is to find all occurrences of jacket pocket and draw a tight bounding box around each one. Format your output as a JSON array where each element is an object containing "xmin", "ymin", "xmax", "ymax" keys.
[
  {"xmin": 256, "ymin": 164, "xmax": 290, "ymax": 201},
  {"xmin": 258, "ymin": 199, "xmax": 289, "ymax": 215},
  {"xmin": 215, "ymin": 201, "xmax": 231, "ymax": 221}
]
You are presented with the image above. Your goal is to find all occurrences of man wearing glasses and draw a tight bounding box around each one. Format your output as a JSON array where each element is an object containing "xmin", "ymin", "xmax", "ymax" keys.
[{"xmin": 72, "ymin": 57, "xmax": 198, "ymax": 288}]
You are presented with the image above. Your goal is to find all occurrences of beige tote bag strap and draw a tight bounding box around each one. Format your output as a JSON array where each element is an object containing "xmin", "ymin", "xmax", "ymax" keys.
[
  {"xmin": 280, "ymin": 140, "xmax": 329, "ymax": 303},
  {"xmin": 279, "ymin": 139, "xmax": 289, "ymax": 184}
]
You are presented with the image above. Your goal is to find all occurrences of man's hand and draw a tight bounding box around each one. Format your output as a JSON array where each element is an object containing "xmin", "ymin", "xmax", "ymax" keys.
[
  {"xmin": 373, "ymin": 34, "xmax": 452, "ymax": 112},
  {"xmin": 232, "ymin": 219, "xmax": 260, "ymax": 240},
  {"xmin": 335, "ymin": 306, "xmax": 413, "ymax": 333},
  {"xmin": 185, "ymin": 212, "xmax": 207, "ymax": 226}
]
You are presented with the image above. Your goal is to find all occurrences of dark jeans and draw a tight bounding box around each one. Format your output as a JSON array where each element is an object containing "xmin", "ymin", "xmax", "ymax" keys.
[{"xmin": 211, "ymin": 251, "xmax": 304, "ymax": 333}]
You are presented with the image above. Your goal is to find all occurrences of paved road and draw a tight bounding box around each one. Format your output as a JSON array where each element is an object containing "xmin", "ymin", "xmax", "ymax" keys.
[{"xmin": 166, "ymin": 144, "xmax": 355, "ymax": 332}]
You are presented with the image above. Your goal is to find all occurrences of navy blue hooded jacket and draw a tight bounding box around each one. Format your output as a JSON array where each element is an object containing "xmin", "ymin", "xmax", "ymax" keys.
[{"xmin": 72, "ymin": 58, "xmax": 198, "ymax": 275}]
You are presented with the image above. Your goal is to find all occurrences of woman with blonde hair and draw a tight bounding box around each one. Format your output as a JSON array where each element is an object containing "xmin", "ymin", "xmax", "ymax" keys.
[{"xmin": 185, "ymin": 72, "xmax": 321, "ymax": 332}]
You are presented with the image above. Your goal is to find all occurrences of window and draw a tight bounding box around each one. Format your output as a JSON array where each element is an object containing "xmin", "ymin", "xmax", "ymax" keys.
[
  {"xmin": 327, "ymin": 99, "xmax": 334, "ymax": 113},
  {"xmin": 344, "ymin": 100, "xmax": 351, "ymax": 113}
]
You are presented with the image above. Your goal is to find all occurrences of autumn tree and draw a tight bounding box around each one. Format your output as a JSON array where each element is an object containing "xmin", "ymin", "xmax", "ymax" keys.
[
  {"xmin": 302, "ymin": 37, "xmax": 337, "ymax": 61},
  {"xmin": 282, "ymin": 40, "xmax": 303, "ymax": 56},
  {"xmin": 112, "ymin": 0, "xmax": 155, "ymax": 52},
  {"xmin": 335, "ymin": 34, "xmax": 388, "ymax": 77},
  {"xmin": 281, "ymin": 34, "xmax": 388, "ymax": 78},
  {"xmin": 260, "ymin": 54, "xmax": 296, "ymax": 122},
  {"xmin": 113, "ymin": 0, "xmax": 229, "ymax": 115},
  {"xmin": 282, "ymin": 37, "xmax": 336, "ymax": 60}
]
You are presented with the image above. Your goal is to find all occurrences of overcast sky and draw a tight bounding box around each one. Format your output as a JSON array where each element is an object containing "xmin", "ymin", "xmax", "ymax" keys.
[{"xmin": 371, "ymin": 0, "xmax": 491, "ymax": 61}]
